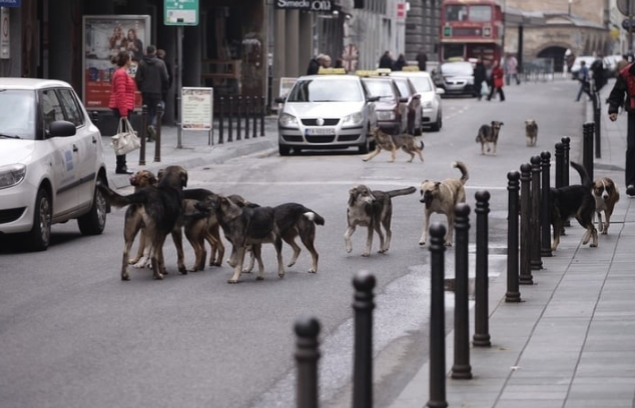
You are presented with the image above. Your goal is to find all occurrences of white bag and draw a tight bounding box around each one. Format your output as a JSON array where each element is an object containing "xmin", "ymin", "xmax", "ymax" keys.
[
  {"xmin": 481, "ymin": 81, "xmax": 490, "ymax": 96},
  {"xmin": 111, "ymin": 117, "xmax": 140, "ymax": 156}
]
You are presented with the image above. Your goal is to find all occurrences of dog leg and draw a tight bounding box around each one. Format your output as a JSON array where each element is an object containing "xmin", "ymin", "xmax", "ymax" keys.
[
  {"xmin": 171, "ymin": 228, "xmax": 187, "ymax": 275},
  {"xmin": 129, "ymin": 229, "xmax": 145, "ymax": 264},
  {"xmin": 551, "ymin": 218, "xmax": 563, "ymax": 251},
  {"xmin": 298, "ymin": 230, "xmax": 319, "ymax": 273},
  {"xmin": 406, "ymin": 150, "xmax": 415, "ymax": 163},
  {"xmin": 275, "ymin": 237, "xmax": 286, "ymax": 278},
  {"xmin": 596, "ymin": 211, "xmax": 605, "ymax": 234},
  {"xmin": 374, "ymin": 222, "xmax": 385, "ymax": 254},
  {"xmin": 481, "ymin": 143, "xmax": 485, "ymax": 155},
  {"xmin": 493, "ymin": 142, "xmax": 497, "ymax": 156},
  {"xmin": 344, "ymin": 224, "xmax": 357, "ymax": 253},
  {"xmin": 363, "ymin": 225, "xmax": 374, "ymax": 257},
  {"xmin": 419, "ymin": 211, "xmax": 432, "ymax": 245},
  {"xmin": 283, "ymin": 235, "xmax": 302, "ymax": 268},
  {"xmin": 603, "ymin": 210, "xmax": 611, "ymax": 234},
  {"xmin": 121, "ymin": 239, "xmax": 134, "ymax": 281},
  {"xmin": 243, "ymin": 245, "xmax": 256, "ymax": 273},
  {"xmin": 228, "ymin": 246, "xmax": 246, "ymax": 283},
  {"xmin": 149, "ymin": 238, "xmax": 167, "ymax": 280},
  {"xmin": 362, "ymin": 148, "xmax": 381, "ymax": 162},
  {"xmin": 389, "ymin": 147, "xmax": 397, "ymax": 163},
  {"xmin": 252, "ymin": 245, "xmax": 266, "ymax": 280},
  {"xmin": 416, "ymin": 148, "xmax": 424, "ymax": 162},
  {"xmin": 445, "ymin": 214, "xmax": 455, "ymax": 246}
]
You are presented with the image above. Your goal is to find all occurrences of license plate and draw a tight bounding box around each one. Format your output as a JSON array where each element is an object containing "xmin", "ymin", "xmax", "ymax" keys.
[{"xmin": 305, "ymin": 128, "xmax": 335, "ymax": 136}]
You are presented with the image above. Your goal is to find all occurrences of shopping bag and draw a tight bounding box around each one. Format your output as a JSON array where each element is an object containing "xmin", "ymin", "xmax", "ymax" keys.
[
  {"xmin": 481, "ymin": 81, "xmax": 490, "ymax": 96},
  {"xmin": 111, "ymin": 117, "xmax": 140, "ymax": 156}
]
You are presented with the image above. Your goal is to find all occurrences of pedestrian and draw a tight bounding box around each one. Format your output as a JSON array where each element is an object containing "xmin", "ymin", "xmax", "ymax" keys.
[
  {"xmin": 157, "ymin": 48, "xmax": 173, "ymax": 120},
  {"xmin": 108, "ymin": 50, "xmax": 136, "ymax": 175},
  {"xmin": 135, "ymin": 44, "xmax": 169, "ymax": 142},
  {"xmin": 607, "ymin": 61, "xmax": 635, "ymax": 196},
  {"xmin": 487, "ymin": 60, "xmax": 505, "ymax": 101},
  {"xmin": 504, "ymin": 53, "xmax": 520, "ymax": 85},
  {"xmin": 590, "ymin": 54, "xmax": 607, "ymax": 93},
  {"xmin": 321, "ymin": 55, "xmax": 332, "ymax": 69},
  {"xmin": 616, "ymin": 55, "xmax": 629, "ymax": 76},
  {"xmin": 416, "ymin": 48, "xmax": 428, "ymax": 71},
  {"xmin": 306, "ymin": 54, "xmax": 322, "ymax": 75},
  {"xmin": 575, "ymin": 60, "xmax": 592, "ymax": 102},
  {"xmin": 473, "ymin": 56, "xmax": 487, "ymax": 101},
  {"xmin": 393, "ymin": 54, "xmax": 407, "ymax": 71},
  {"xmin": 379, "ymin": 51, "xmax": 393, "ymax": 69},
  {"xmin": 334, "ymin": 58, "xmax": 346, "ymax": 71}
]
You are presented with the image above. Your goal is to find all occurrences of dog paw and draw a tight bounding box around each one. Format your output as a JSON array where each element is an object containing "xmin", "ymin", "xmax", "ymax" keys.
[
  {"xmin": 308, "ymin": 268, "xmax": 317, "ymax": 274},
  {"xmin": 346, "ymin": 247, "xmax": 353, "ymax": 253},
  {"xmin": 419, "ymin": 241, "xmax": 426, "ymax": 246},
  {"xmin": 590, "ymin": 243, "xmax": 598, "ymax": 248},
  {"xmin": 444, "ymin": 242, "xmax": 453, "ymax": 247},
  {"xmin": 227, "ymin": 279, "xmax": 239, "ymax": 284},
  {"xmin": 153, "ymin": 273, "xmax": 164, "ymax": 280},
  {"xmin": 179, "ymin": 266, "xmax": 188, "ymax": 275},
  {"xmin": 287, "ymin": 261, "xmax": 296, "ymax": 268},
  {"xmin": 278, "ymin": 273, "xmax": 285, "ymax": 279},
  {"xmin": 361, "ymin": 252, "xmax": 370, "ymax": 257},
  {"xmin": 121, "ymin": 273, "xmax": 130, "ymax": 281},
  {"xmin": 256, "ymin": 276, "xmax": 265, "ymax": 280}
]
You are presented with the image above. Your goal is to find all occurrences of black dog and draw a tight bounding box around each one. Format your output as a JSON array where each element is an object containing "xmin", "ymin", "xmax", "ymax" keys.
[{"xmin": 550, "ymin": 161, "xmax": 598, "ymax": 250}]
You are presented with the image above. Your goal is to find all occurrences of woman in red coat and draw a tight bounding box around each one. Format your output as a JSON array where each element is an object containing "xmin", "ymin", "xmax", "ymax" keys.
[
  {"xmin": 108, "ymin": 51, "xmax": 137, "ymax": 174},
  {"xmin": 487, "ymin": 60, "xmax": 506, "ymax": 102}
]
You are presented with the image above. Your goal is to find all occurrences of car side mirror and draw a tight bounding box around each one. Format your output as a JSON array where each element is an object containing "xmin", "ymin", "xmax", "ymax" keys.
[
  {"xmin": 436, "ymin": 88, "xmax": 446, "ymax": 95},
  {"xmin": 274, "ymin": 96, "xmax": 286, "ymax": 104},
  {"xmin": 48, "ymin": 120, "xmax": 77, "ymax": 137},
  {"xmin": 399, "ymin": 97, "xmax": 409, "ymax": 103},
  {"xmin": 367, "ymin": 96, "xmax": 380, "ymax": 102}
]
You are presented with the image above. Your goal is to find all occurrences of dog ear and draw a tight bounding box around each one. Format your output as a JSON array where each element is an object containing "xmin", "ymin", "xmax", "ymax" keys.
[{"xmin": 180, "ymin": 170, "xmax": 188, "ymax": 188}]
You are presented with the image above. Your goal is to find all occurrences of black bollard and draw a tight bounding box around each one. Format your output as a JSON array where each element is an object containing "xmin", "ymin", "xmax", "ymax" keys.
[
  {"xmin": 244, "ymin": 96, "xmax": 251, "ymax": 139},
  {"xmin": 474, "ymin": 191, "xmax": 492, "ymax": 346},
  {"xmin": 583, "ymin": 122, "xmax": 595, "ymax": 182},
  {"xmin": 540, "ymin": 151, "xmax": 551, "ymax": 257},
  {"xmin": 530, "ymin": 155, "xmax": 543, "ymax": 270},
  {"xmin": 554, "ymin": 142, "xmax": 564, "ymax": 189},
  {"xmin": 252, "ymin": 95, "xmax": 258, "ymax": 138},
  {"xmin": 452, "ymin": 203, "xmax": 473, "ymax": 380},
  {"xmin": 506, "ymin": 171, "xmax": 522, "ymax": 303},
  {"xmin": 294, "ymin": 316, "xmax": 321, "ymax": 408},
  {"xmin": 561, "ymin": 136, "xmax": 570, "ymax": 188},
  {"xmin": 260, "ymin": 95, "xmax": 266, "ymax": 137},
  {"xmin": 155, "ymin": 103, "xmax": 163, "ymax": 163},
  {"xmin": 593, "ymin": 91, "xmax": 602, "ymax": 158},
  {"xmin": 520, "ymin": 163, "xmax": 534, "ymax": 285},
  {"xmin": 139, "ymin": 104, "xmax": 147, "ymax": 166},
  {"xmin": 218, "ymin": 97, "xmax": 225, "ymax": 144},
  {"xmin": 228, "ymin": 96, "xmax": 234, "ymax": 142},
  {"xmin": 352, "ymin": 270, "xmax": 376, "ymax": 408},
  {"xmin": 236, "ymin": 95, "xmax": 243, "ymax": 141},
  {"xmin": 427, "ymin": 223, "xmax": 448, "ymax": 408}
]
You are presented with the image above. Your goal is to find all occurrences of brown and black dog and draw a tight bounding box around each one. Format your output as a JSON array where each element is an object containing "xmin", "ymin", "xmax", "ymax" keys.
[
  {"xmin": 592, "ymin": 176, "xmax": 620, "ymax": 235},
  {"xmin": 476, "ymin": 121, "xmax": 504, "ymax": 155},
  {"xmin": 98, "ymin": 165, "xmax": 189, "ymax": 280},
  {"xmin": 125, "ymin": 170, "xmax": 158, "ymax": 268},
  {"xmin": 363, "ymin": 127, "xmax": 424, "ymax": 163}
]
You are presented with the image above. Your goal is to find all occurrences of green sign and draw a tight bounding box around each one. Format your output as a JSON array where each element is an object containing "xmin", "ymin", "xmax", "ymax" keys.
[
  {"xmin": 443, "ymin": 26, "xmax": 452, "ymax": 37},
  {"xmin": 164, "ymin": 0, "xmax": 199, "ymax": 26}
]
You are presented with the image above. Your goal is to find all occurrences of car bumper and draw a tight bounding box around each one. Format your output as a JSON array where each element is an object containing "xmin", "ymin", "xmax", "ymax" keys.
[
  {"xmin": 279, "ymin": 125, "xmax": 367, "ymax": 149},
  {"xmin": 422, "ymin": 105, "xmax": 439, "ymax": 124},
  {"xmin": 442, "ymin": 84, "xmax": 475, "ymax": 95},
  {"xmin": 0, "ymin": 181, "xmax": 37, "ymax": 234}
]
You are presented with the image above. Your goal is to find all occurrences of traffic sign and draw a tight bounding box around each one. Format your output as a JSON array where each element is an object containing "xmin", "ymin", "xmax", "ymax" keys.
[
  {"xmin": 617, "ymin": 0, "xmax": 635, "ymax": 17},
  {"xmin": 164, "ymin": 0, "xmax": 199, "ymax": 26}
]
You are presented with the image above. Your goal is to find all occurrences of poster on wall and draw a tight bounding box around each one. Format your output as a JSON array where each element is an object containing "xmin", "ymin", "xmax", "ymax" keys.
[{"xmin": 82, "ymin": 15, "xmax": 151, "ymax": 111}]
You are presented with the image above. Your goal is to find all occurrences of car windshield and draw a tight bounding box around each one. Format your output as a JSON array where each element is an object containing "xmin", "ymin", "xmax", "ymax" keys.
[
  {"xmin": 405, "ymin": 76, "xmax": 433, "ymax": 92},
  {"xmin": 0, "ymin": 90, "xmax": 36, "ymax": 139},
  {"xmin": 363, "ymin": 79, "xmax": 397, "ymax": 100},
  {"xmin": 286, "ymin": 79, "xmax": 364, "ymax": 102},
  {"xmin": 441, "ymin": 62, "xmax": 473, "ymax": 76},
  {"xmin": 393, "ymin": 79, "xmax": 412, "ymax": 97}
]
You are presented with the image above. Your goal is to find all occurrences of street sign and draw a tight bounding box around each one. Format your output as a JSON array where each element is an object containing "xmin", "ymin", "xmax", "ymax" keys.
[
  {"xmin": 0, "ymin": 0, "xmax": 21, "ymax": 7},
  {"xmin": 164, "ymin": 0, "xmax": 199, "ymax": 26},
  {"xmin": 623, "ymin": 18, "xmax": 634, "ymax": 30},
  {"xmin": 617, "ymin": 0, "xmax": 635, "ymax": 17}
]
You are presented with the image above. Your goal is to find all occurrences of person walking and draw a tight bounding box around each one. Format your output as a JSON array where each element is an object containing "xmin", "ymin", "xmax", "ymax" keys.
[
  {"xmin": 108, "ymin": 51, "xmax": 136, "ymax": 175},
  {"xmin": 473, "ymin": 56, "xmax": 487, "ymax": 101},
  {"xmin": 135, "ymin": 45, "xmax": 169, "ymax": 142},
  {"xmin": 379, "ymin": 51, "xmax": 394, "ymax": 69},
  {"xmin": 393, "ymin": 54, "xmax": 407, "ymax": 71},
  {"xmin": 157, "ymin": 48, "xmax": 173, "ymax": 121},
  {"xmin": 575, "ymin": 60, "xmax": 592, "ymax": 102},
  {"xmin": 608, "ymin": 62, "xmax": 635, "ymax": 196},
  {"xmin": 504, "ymin": 53, "xmax": 520, "ymax": 85},
  {"xmin": 416, "ymin": 48, "xmax": 428, "ymax": 71},
  {"xmin": 487, "ymin": 60, "xmax": 505, "ymax": 101},
  {"xmin": 306, "ymin": 54, "xmax": 331, "ymax": 75}
]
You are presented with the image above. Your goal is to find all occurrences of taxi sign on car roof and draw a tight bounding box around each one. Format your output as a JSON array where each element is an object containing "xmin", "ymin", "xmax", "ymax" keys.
[
  {"xmin": 355, "ymin": 70, "xmax": 377, "ymax": 77},
  {"xmin": 318, "ymin": 68, "xmax": 347, "ymax": 75},
  {"xmin": 376, "ymin": 68, "xmax": 391, "ymax": 76},
  {"xmin": 402, "ymin": 66, "xmax": 420, "ymax": 72}
]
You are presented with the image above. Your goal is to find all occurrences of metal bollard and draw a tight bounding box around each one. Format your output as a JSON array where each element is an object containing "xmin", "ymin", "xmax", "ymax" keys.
[
  {"xmin": 520, "ymin": 163, "xmax": 534, "ymax": 285},
  {"xmin": 252, "ymin": 95, "xmax": 258, "ymax": 138},
  {"xmin": 530, "ymin": 156, "xmax": 543, "ymax": 270},
  {"xmin": 554, "ymin": 142, "xmax": 564, "ymax": 189},
  {"xmin": 244, "ymin": 96, "xmax": 251, "ymax": 139},
  {"xmin": 218, "ymin": 97, "xmax": 225, "ymax": 144},
  {"xmin": 561, "ymin": 136, "xmax": 570, "ymax": 188},
  {"xmin": 427, "ymin": 223, "xmax": 448, "ymax": 408},
  {"xmin": 236, "ymin": 96, "xmax": 242, "ymax": 141},
  {"xmin": 260, "ymin": 95, "xmax": 266, "ymax": 137},
  {"xmin": 352, "ymin": 270, "xmax": 376, "ymax": 408},
  {"xmin": 474, "ymin": 191, "xmax": 492, "ymax": 346},
  {"xmin": 583, "ymin": 122, "xmax": 595, "ymax": 182},
  {"xmin": 593, "ymin": 91, "xmax": 602, "ymax": 158},
  {"xmin": 139, "ymin": 104, "xmax": 147, "ymax": 166},
  {"xmin": 452, "ymin": 203, "xmax": 472, "ymax": 379},
  {"xmin": 294, "ymin": 316, "xmax": 321, "ymax": 408},
  {"xmin": 540, "ymin": 151, "xmax": 551, "ymax": 257},
  {"xmin": 154, "ymin": 103, "xmax": 162, "ymax": 163},
  {"xmin": 506, "ymin": 171, "xmax": 522, "ymax": 302},
  {"xmin": 228, "ymin": 96, "xmax": 234, "ymax": 142}
]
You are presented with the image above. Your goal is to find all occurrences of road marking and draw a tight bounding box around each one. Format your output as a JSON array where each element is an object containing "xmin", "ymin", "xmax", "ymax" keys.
[{"xmin": 188, "ymin": 180, "xmax": 507, "ymax": 190}]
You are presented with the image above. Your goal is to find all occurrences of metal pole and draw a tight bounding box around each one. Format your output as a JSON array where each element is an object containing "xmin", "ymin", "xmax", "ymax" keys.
[
  {"xmin": 155, "ymin": 103, "xmax": 162, "ymax": 163},
  {"xmin": 520, "ymin": 163, "xmax": 534, "ymax": 285},
  {"xmin": 260, "ymin": 95, "xmax": 266, "ymax": 137},
  {"xmin": 583, "ymin": 122, "xmax": 595, "ymax": 182},
  {"xmin": 244, "ymin": 96, "xmax": 250, "ymax": 139},
  {"xmin": 540, "ymin": 151, "xmax": 551, "ymax": 257},
  {"xmin": 452, "ymin": 204, "xmax": 472, "ymax": 380},
  {"xmin": 237, "ymin": 95, "xmax": 242, "ymax": 141},
  {"xmin": 352, "ymin": 270, "xmax": 376, "ymax": 408},
  {"xmin": 629, "ymin": 0, "xmax": 633, "ymax": 54},
  {"xmin": 530, "ymin": 155, "xmax": 542, "ymax": 270},
  {"xmin": 294, "ymin": 317, "xmax": 320, "ymax": 408},
  {"xmin": 218, "ymin": 97, "xmax": 224, "ymax": 144},
  {"xmin": 139, "ymin": 105, "xmax": 147, "ymax": 166},
  {"xmin": 228, "ymin": 96, "xmax": 234, "ymax": 142},
  {"xmin": 176, "ymin": 26, "xmax": 183, "ymax": 149},
  {"xmin": 561, "ymin": 136, "xmax": 571, "ymax": 228},
  {"xmin": 555, "ymin": 142, "xmax": 564, "ymax": 189},
  {"xmin": 594, "ymin": 91, "xmax": 602, "ymax": 158},
  {"xmin": 506, "ymin": 171, "xmax": 521, "ymax": 303},
  {"xmin": 474, "ymin": 191, "xmax": 492, "ymax": 346}
]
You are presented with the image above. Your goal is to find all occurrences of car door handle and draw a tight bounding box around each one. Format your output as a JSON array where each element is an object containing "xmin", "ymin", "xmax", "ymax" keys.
[
  {"xmin": 72, "ymin": 144, "xmax": 79, "ymax": 152},
  {"xmin": 92, "ymin": 136, "xmax": 97, "ymax": 144}
]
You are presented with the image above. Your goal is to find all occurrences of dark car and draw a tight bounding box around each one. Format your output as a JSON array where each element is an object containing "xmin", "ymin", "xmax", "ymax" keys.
[
  {"xmin": 432, "ymin": 61, "xmax": 475, "ymax": 97},
  {"xmin": 391, "ymin": 77, "xmax": 423, "ymax": 135},
  {"xmin": 361, "ymin": 77, "xmax": 408, "ymax": 135}
]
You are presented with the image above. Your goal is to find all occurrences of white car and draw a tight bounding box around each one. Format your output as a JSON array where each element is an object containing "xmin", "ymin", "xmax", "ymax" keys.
[
  {"xmin": 570, "ymin": 56, "xmax": 596, "ymax": 80},
  {"xmin": 391, "ymin": 71, "xmax": 444, "ymax": 131},
  {"xmin": 0, "ymin": 78, "xmax": 109, "ymax": 251}
]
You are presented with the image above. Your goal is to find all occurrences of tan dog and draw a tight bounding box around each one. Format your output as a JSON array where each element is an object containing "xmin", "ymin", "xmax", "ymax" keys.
[
  {"xmin": 525, "ymin": 119, "xmax": 538, "ymax": 147},
  {"xmin": 475, "ymin": 121, "xmax": 504, "ymax": 155},
  {"xmin": 362, "ymin": 127, "xmax": 424, "ymax": 163},
  {"xmin": 419, "ymin": 161, "xmax": 469, "ymax": 246},
  {"xmin": 592, "ymin": 177, "xmax": 620, "ymax": 234},
  {"xmin": 125, "ymin": 170, "xmax": 158, "ymax": 268}
]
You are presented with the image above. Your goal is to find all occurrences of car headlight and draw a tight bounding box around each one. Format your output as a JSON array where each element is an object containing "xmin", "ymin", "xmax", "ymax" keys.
[
  {"xmin": 0, "ymin": 164, "xmax": 27, "ymax": 190},
  {"xmin": 279, "ymin": 113, "xmax": 299, "ymax": 127},
  {"xmin": 341, "ymin": 112, "xmax": 363, "ymax": 126},
  {"xmin": 376, "ymin": 111, "xmax": 396, "ymax": 121},
  {"xmin": 422, "ymin": 101, "xmax": 433, "ymax": 108}
]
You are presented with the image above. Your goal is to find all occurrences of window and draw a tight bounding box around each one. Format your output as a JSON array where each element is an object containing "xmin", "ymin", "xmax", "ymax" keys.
[
  {"xmin": 469, "ymin": 5, "xmax": 492, "ymax": 22},
  {"xmin": 57, "ymin": 89, "xmax": 85, "ymax": 127},
  {"xmin": 446, "ymin": 5, "xmax": 467, "ymax": 21},
  {"xmin": 0, "ymin": 90, "xmax": 36, "ymax": 139},
  {"xmin": 287, "ymin": 79, "xmax": 364, "ymax": 102},
  {"xmin": 40, "ymin": 89, "xmax": 65, "ymax": 131}
]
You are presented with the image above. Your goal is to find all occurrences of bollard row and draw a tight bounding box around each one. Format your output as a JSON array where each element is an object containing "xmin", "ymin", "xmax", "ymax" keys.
[{"xmin": 216, "ymin": 95, "xmax": 267, "ymax": 144}]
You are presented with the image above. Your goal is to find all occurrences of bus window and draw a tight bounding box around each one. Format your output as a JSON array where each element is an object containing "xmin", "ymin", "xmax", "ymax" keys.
[
  {"xmin": 443, "ymin": 44, "xmax": 464, "ymax": 60},
  {"xmin": 469, "ymin": 5, "xmax": 492, "ymax": 22},
  {"xmin": 446, "ymin": 5, "xmax": 467, "ymax": 21}
]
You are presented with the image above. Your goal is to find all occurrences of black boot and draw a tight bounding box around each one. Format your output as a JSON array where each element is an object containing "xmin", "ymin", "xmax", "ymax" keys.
[{"xmin": 115, "ymin": 155, "xmax": 132, "ymax": 175}]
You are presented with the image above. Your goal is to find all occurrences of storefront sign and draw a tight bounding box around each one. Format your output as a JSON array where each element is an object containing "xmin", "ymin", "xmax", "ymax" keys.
[
  {"xmin": 275, "ymin": 0, "xmax": 333, "ymax": 12},
  {"xmin": 181, "ymin": 87, "xmax": 213, "ymax": 131},
  {"xmin": 0, "ymin": 0, "xmax": 21, "ymax": 7},
  {"xmin": 82, "ymin": 15, "xmax": 150, "ymax": 111}
]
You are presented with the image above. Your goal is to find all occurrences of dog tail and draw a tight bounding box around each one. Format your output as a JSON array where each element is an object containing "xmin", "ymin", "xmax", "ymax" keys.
[
  {"xmin": 452, "ymin": 161, "xmax": 469, "ymax": 185},
  {"xmin": 386, "ymin": 186, "xmax": 417, "ymax": 198},
  {"xmin": 570, "ymin": 161, "xmax": 592, "ymax": 187},
  {"xmin": 97, "ymin": 182, "xmax": 149, "ymax": 208},
  {"xmin": 303, "ymin": 211, "xmax": 325, "ymax": 226},
  {"xmin": 419, "ymin": 140, "xmax": 424, "ymax": 150}
]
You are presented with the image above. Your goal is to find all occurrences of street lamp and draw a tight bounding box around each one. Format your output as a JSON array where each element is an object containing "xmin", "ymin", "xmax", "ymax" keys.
[{"xmin": 568, "ymin": 0, "xmax": 572, "ymax": 16}]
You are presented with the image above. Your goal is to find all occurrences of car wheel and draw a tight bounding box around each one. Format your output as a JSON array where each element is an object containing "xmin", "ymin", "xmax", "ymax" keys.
[
  {"xmin": 359, "ymin": 134, "xmax": 370, "ymax": 154},
  {"xmin": 25, "ymin": 188, "xmax": 52, "ymax": 251},
  {"xmin": 431, "ymin": 113, "xmax": 442, "ymax": 132},
  {"xmin": 279, "ymin": 144, "xmax": 291, "ymax": 156},
  {"xmin": 78, "ymin": 177, "xmax": 108, "ymax": 235}
]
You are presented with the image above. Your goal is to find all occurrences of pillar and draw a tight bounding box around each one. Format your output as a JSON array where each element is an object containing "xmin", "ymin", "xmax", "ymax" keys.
[
  {"xmin": 272, "ymin": 10, "xmax": 286, "ymax": 100},
  {"xmin": 299, "ymin": 11, "xmax": 313, "ymax": 75},
  {"xmin": 48, "ymin": 0, "xmax": 73, "ymax": 83},
  {"xmin": 285, "ymin": 10, "xmax": 300, "ymax": 77}
]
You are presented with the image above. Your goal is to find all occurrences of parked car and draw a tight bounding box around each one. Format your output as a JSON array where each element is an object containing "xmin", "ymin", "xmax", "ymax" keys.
[
  {"xmin": 390, "ymin": 76, "xmax": 423, "ymax": 135},
  {"xmin": 432, "ymin": 61, "xmax": 475, "ymax": 97},
  {"xmin": 361, "ymin": 76, "xmax": 408, "ymax": 135},
  {"xmin": 390, "ymin": 70, "xmax": 444, "ymax": 132},
  {"xmin": 275, "ymin": 73, "xmax": 379, "ymax": 156},
  {"xmin": 0, "ymin": 78, "xmax": 110, "ymax": 251},
  {"xmin": 570, "ymin": 56, "xmax": 596, "ymax": 80}
]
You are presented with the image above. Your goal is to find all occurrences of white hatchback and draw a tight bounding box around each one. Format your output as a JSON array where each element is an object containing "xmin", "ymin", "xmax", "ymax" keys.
[
  {"xmin": 390, "ymin": 71, "xmax": 444, "ymax": 131},
  {"xmin": 0, "ymin": 78, "xmax": 109, "ymax": 251}
]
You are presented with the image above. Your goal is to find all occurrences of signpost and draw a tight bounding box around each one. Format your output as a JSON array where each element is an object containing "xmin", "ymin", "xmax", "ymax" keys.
[
  {"xmin": 164, "ymin": 0, "xmax": 199, "ymax": 148},
  {"xmin": 617, "ymin": 0, "xmax": 635, "ymax": 53}
]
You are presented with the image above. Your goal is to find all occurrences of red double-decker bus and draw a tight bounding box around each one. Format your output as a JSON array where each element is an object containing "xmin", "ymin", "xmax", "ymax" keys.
[{"xmin": 439, "ymin": 0, "xmax": 504, "ymax": 63}]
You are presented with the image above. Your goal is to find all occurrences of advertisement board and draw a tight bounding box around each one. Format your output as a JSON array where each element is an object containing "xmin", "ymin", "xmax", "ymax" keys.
[
  {"xmin": 181, "ymin": 87, "xmax": 213, "ymax": 131},
  {"xmin": 82, "ymin": 15, "xmax": 151, "ymax": 111}
]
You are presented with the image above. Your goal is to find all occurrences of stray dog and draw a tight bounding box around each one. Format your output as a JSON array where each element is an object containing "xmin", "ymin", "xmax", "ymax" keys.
[
  {"xmin": 592, "ymin": 177, "xmax": 620, "ymax": 235},
  {"xmin": 475, "ymin": 121, "xmax": 504, "ymax": 155},
  {"xmin": 525, "ymin": 119, "xmax": 538, "ymax": 147},
  {"xmin": 419, "ymin": 161, "xmax": 469, "ymax": 246},
  {"xmin": 362, "ymin": 127, "xmax": 424, "ymax": 163},
  {"xmin": 97, "ymin": 165, "xmax": 189, "ymax": 280},
  {"xmin": 550, "ymin": 161, "xmax": 598, "ymax": 250},
  {"xmin": 124, "ymin": 170, "xmax": 158, "ymax": 268},
  {"xmin": 344, "ymin": 185, "xmax": 417, "ymax": 256}
]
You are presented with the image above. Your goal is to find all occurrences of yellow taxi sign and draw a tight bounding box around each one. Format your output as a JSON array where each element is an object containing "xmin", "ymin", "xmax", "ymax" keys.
[
  {"xmin": 402, "ymin": 66, "xmax": 420, "ymax": 72},
  {"xmin": 355, "ymin": 70, "xmax": 378, "ymax": 77},
  {"xmin": 318, "ymin": 68, "xmax": 347, "ymax": 75},
  {"xmin": 376, "ymin": 68, "xmax": 392, "ymax": 76}
]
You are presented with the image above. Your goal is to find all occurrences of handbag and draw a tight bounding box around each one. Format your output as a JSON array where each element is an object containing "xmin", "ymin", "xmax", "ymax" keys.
[
  {"xmin": 481, "ymin": 81, "xmax": 490, "ymax": 96},
  {"xmin": 111, "ymin": 117, "xmax": 140, "ymax": 156}
]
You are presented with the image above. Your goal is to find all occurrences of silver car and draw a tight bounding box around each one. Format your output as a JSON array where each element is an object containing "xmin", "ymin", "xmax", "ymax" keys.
[
  {"xmin": 432, "ymin": 61, "xmax": 475, "ymax": 97},
  {"xmin": 276, "ymin": 75, "xmax": 379, "ymax": 156},
  {"xmin": 390, "ymin": 71, "xmax": 444, "ymax": 132}
]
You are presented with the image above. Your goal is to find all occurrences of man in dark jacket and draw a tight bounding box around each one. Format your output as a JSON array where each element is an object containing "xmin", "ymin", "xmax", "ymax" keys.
[
  {"xmin": 157, "ymin": 49, "xmax": 173, "ymax": 121},
  {"xmin": 415, "ymin": 48, "xmax": 428, "ymax": 71},
  {"xmin": 379, "ymin": 51, "xmax": 393, "ymax": 69},
  {"xmin": 307, "ymin": 54, "xmax": 328, "ymax": 75},
  {"xmin": 608, "ymin": 62, "xmax": 635, "ymax": 196},
  {"xmin": 135, "ymin": 45, "xmax": 169, "ymax": 141},
  {"xmin": 473, "ymin": 56, "xmax": 487, "ymax": 101}
]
